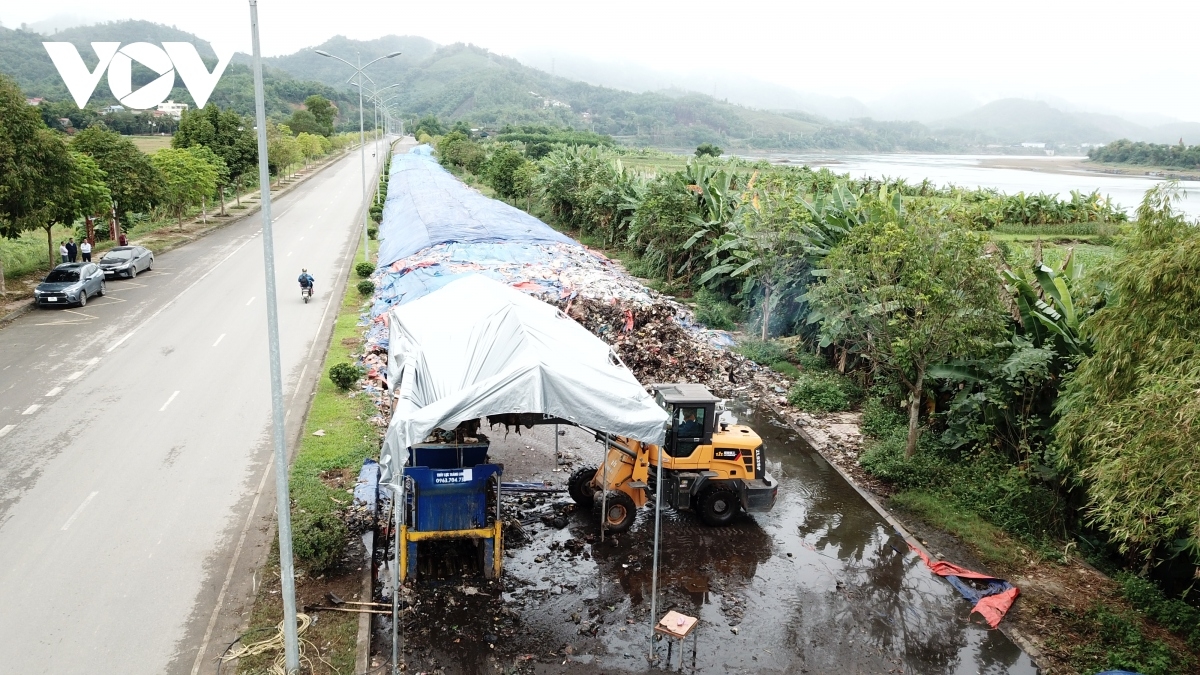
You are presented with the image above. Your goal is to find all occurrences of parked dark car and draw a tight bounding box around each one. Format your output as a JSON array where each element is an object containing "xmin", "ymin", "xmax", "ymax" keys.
[
  {"xmin": 34, "ymin": 263, "xmax": 106, "ymax": 307},
  {"xmin": 98, "ymin": 246, "xmax": 154, "ymax": 278}
]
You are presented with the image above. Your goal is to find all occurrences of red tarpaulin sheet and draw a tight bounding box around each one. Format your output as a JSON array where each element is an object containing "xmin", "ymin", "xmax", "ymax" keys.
[{"xmin": 912, "ymin": 545, "xmax": 1019, "ymax": 628}]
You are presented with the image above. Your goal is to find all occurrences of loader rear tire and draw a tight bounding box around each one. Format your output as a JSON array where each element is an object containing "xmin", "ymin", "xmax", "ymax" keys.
[
  {"xmin": 594, "ymin": 490, "xmax": 636, "ymax": 533},
  {"xmin": 568, "ymin": 465, "xmax": 598, "ymax": 508}
]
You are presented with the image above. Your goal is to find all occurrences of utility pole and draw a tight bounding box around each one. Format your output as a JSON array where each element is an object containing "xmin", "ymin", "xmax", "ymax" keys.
[{"xmin": 249, "ymin": 1, "xmax": 299, "ymax": 671}]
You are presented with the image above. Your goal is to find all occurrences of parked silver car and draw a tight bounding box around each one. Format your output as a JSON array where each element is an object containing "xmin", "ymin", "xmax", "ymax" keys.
[
  {"xmin": 98, "ymin": 246, "xmax": 154, "ymax": 278},
  {"xmin": 34, "ymin": 263, "xmax": 106, "ymax": 307}
]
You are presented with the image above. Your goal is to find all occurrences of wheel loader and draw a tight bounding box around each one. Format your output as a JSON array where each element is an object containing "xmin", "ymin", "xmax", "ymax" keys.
[{"xmin": 567, "ymin": 383, "xmax": 778, "ymax": 532}]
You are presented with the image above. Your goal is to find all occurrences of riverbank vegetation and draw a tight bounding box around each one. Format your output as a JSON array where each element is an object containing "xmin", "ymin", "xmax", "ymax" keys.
[
  {"xmin": 1089, "ymin": 138, "xmax": 1200, "ymax": 170},
  {"xmin": 421, "ymin": 123, "xmax": 1198, "ymax": 673}
]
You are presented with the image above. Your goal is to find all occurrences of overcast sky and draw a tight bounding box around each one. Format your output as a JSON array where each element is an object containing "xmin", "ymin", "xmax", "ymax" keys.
[{"xmin": 5, "ymin": 0, "xmax": 1199, "ymax": 122}]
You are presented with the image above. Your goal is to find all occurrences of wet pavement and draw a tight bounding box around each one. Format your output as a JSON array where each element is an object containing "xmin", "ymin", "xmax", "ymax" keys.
[{"xmin": 376, "ymin": 402, "xmax": 1039, "ymax": 674}]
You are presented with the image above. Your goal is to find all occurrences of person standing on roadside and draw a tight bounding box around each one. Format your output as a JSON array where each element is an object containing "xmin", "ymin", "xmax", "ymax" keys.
[
  {"xmin": 118, "ymin": 232, "xmax": 128, "ymax": 246},
  {"xmin": 66, "ymin": 238, "xmax": 77, "ymax": 263},
  {"xmin": 59, "ymin": 242, "xmax": 68, "ymax": 264},
  {"xmin": 80, "ymin": 240, "xmax": 92, "ymax": 262}
]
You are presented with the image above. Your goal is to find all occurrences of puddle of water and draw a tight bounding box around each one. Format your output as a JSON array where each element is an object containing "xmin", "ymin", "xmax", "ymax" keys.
[{"xmin": 379, "ymin": 402, "xmax": 1040, "ymax": 674}]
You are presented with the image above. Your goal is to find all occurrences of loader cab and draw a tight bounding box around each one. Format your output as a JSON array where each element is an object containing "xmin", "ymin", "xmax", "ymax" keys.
[{"xmin": 652, "ymin": 383, "xmax": 718, "ymax": 459}]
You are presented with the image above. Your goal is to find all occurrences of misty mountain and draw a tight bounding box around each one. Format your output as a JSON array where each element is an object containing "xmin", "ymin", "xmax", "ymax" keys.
[{"xmin": 931, "ymin": 98, "xmax": 1200, "ymax": 146}]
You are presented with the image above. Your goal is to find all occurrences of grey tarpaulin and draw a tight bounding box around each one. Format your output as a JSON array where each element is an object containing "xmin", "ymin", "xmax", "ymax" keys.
[
  {"xmin": 376, "ymin": 148, "xmax": 574, "ymax": 269},
  {"xmin": 379, "ymin": 274, "xmax": 669, "ymax": 485}
]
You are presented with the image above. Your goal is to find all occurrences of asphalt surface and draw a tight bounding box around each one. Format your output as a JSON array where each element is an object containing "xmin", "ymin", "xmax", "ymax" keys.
[{"xmin": 0, "ymin": 136, "xmax": 399, "ymax": 674}]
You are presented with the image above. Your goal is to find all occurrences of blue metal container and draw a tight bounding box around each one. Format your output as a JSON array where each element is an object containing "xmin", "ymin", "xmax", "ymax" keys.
[{"xmin": 406, "ymin": 464, "xmax": 502, "ymax": 532}]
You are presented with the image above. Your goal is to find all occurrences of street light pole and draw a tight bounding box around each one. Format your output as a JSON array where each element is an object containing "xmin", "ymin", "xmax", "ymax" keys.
[
  {"xmin": 249, "ymin": 2, "xmax": 299, "ymax": 671},
  {"xmin": 314, "ymin": 48, "xmax": 401, "ymax": 264}
]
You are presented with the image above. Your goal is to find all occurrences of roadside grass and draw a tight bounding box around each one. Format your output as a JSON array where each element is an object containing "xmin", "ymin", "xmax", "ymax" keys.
[
  {"xmin": 890, "ymin": 490, "xmax": 1024, "ymax": 568},
  {"xmin": 0, "ymin": 224, "xmax": 79, "ymax": 281},
  {"xmin": 237, "ymin": 236, "xmax": 380, "ymax": 675}
]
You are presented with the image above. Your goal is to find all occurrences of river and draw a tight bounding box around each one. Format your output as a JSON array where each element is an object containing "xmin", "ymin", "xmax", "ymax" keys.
[{"xmin": 760, "ymin": 153, "xmax": 1200, "ymax": 219}]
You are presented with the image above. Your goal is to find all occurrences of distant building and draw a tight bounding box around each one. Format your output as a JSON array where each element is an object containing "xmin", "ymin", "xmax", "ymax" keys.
[
  {"xmin": 100, "ymin": 105, "xmax": 125, "ymax": 114},
  {"xmin": 1020, "ymin": 142, "xmax": 1046, "ymax": 149},
  {"xmin": 156, "ymin": 100, "xmax": 189, "ymax": 119},
  {"xmin": 26, "ymin": 97, "xmax": 43, "ymax": 106}
]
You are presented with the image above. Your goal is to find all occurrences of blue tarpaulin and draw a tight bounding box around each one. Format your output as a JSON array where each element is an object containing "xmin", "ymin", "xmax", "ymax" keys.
[{"xmin": 376, "ymin": 148, "xmax": 574, "ymax": 269}]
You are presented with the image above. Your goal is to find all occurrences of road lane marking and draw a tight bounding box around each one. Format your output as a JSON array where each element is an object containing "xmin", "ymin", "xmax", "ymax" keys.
[
  {"xmin": 107, "ymin": 234, "xmax": 260, "ymax": 353},
  {"xmin": 0, "ymin": 424, "xmax": 14, "ymax": 438},
  {"xmin": 246, "ymin": 296, "xmax": 255, "ymax": 306},
  {"xmin": 45, "ymin": 387, "xmax": 62, "ymax": 397},
  {"xmin": 61, "ymin": 491, "xmax": 99, "ymax": 530},
  {"xmin": 87, "ymin": 357, "xmax": 100, "ymax": 366},
  {"xmin": 159, "ymin": 391, "xmax": 180, "ymax": 412},
  {"xmin": 213, "ymin": 333, "xmax": 226, "ymax": 347},
  {"xmin": 194, "ymin": 183, "xmax": 360, "ymax": 672},
  {"xmin": 66, "ymin": 371, "xmax": 83, "ymax": 380},
  {"xmin": 21, "ymin": 405, "xmax": 39, "ymax": 415}
]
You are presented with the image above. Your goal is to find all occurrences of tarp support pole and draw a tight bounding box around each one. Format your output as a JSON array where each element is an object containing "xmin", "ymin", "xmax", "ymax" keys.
[
  {"xmin": 390, "ymin": 480, "xmax": 402, "ymax": 675},
  {"xmin": 600, "ymin": 434, "xmax": 609, "ymax": 543},
  {"xmin": 649, "ymin": 443, "xmax": 663, "ymax": 663}
]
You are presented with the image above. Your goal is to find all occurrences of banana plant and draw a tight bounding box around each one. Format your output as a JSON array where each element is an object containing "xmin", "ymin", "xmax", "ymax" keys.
[{"xmin": 1001, "ymin": 250, "xmax": 1091, "ymax": 358}]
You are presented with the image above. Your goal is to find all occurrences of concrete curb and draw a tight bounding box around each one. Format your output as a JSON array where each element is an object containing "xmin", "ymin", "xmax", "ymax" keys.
[{"xmin": 758, "ymin": 393, "xmax": 1046, "ymax": 667}]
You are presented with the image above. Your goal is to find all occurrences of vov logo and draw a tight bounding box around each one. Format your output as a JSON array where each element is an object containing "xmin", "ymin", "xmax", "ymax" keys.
[{"xmin": 42, "ymin": 42, "xmax": 235, "ymax": 110}]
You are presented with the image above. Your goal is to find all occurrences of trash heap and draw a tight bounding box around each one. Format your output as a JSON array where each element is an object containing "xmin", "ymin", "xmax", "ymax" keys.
[{"xmin": 361, "ymin": 146, "xmax": 754, "ymax": 398}]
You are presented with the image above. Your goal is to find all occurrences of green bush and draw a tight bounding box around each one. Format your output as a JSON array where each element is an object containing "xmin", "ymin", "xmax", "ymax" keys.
[
  {"xmin": 356, "ymin": 279, "xmax": 374, "ymax": 296},
  {"xmin": 367, "ymin": 226, "xmax": 378, "ymax": 240},
  {"xmin": 769, "ymin": 361, "xmax": 800, "ymax": 378},
  {"xmin": 787, "ymin": 373, "xmax": 851, "ymax": 412},
  {"xmin": 354, "ymin": 262, "xmax": 374, "ymax": 278},
  {"xmin": 291, "ymin": 510, "xmax": 347, "ymax": 572},
  {"xmin": 861, "ymin": 397, "xmax": 907, "ymax": 438},
  {"xmin": 328, "ymin": 362, "xmax": 363, "ymax": 391},
  {"xmin": 693, "ymin": 289, "xmax": 741, "ymax": 330},
  {"xmin": 1118, "ymin": 573, "xmax": 1200, "ymax": 650},
  {"xmin": 1068, "ymin": 604, "xmax": 1186, "ymax": 675},
  {"xmin": 737, "ymin": 339, "xmax": 788, "ymax": 365},
  {"xmin": 791, "ymin": 350, "xmax": 827, "ymax": 371}
]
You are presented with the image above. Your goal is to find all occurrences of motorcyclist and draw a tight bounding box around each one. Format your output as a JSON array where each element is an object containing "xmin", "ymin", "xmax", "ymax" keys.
[{"xmin": 298, "ymin": 269, "xmax": 314, "ymax": 295}]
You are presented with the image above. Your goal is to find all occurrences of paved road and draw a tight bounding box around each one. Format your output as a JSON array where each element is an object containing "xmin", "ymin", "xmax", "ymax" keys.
[{"xmin": 0, "ymin": 136, "xmax": 399, "ymax": 674}]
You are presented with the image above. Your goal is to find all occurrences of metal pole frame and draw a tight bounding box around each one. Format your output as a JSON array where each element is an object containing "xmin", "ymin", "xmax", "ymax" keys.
[
  {"xmin": 649, "ymin": 442, "xmax": 664, "ymax": 663},
  {"xmin": 249, "ymin": 2, "xmax": 299, "ymax": 670}
]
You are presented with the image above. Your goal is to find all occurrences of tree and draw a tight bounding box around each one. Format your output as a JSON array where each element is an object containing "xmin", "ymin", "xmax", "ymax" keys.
[
  {"xmin": 267, "ymin": 124, "xmax": 301, "ymax": 185},
  {"xmin": 412, "ymin": 115, "xmax": 446, "ymax": 138},
  {"xmin": 807, "ymin": 215, "xmax": 1005, "ymax": 456},
  {"xmin": 483, "ymin": 144, "xmax": 527, "ymax": 199},
  {"xmin": 286, "ymin": 109, "xmax": 325, "ymax": 137},
  {"xmin": 71, "ymin": 126, "xmax": 163, "ymax": 222},
  {"xmin": 0, "ymin": 73, "xmax": 77, "ymax": 280},
  {"xmin": 183, "ymin": 145, "xmax": 228, "ymax": 218},
  {"xmin": 295, "ymin": 132, "xmax": 328, "ymax": 169},
  {"xmin": 173, "ymin": 105, "xmax": 257, "ymax": 206},
  {"xmin": 628, "ymin": 172, "xmax": 698, "ymax": 284},
  {"xmin": 303, "ymin": 95, "xmax": 336, "ymax": 136},
  {"xmin": 151, "ymin": 148, "xmax": 218, "ymax": 229},
  {"xmin": 695, "ymin": 143, "xmax": 723, "ymax": 158},
  {"xmin": 1055, "ymin": 184, "xmax": 1200, "ymax": 566}
]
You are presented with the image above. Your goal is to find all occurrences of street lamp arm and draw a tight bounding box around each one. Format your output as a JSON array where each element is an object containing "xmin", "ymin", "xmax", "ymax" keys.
[{"xmin": 313, "ymin": 50, "xmax": 357, "ymax": 70}]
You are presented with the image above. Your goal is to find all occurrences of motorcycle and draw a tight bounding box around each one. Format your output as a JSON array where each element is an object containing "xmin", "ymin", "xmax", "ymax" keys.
[{"xmin": 301, "ymin": 283, "xmax": 314, "ymax": 303}]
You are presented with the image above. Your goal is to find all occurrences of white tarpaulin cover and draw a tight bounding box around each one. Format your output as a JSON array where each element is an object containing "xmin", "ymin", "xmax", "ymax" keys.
[{"xmin": 380, "ymin": 274, "xmax": 669, "ymax": 484}]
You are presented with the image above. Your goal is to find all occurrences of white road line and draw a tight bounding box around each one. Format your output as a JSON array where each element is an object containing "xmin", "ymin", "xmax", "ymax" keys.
[
  {"xmin": 159, "ymin": 391, "xmax": 180, "ymax": 412},
  {"xmin": 66, "ymin": 371, "xmax": 83, "ymax": 380},
  {"xmin": 213, "ymin": 333, "xmax": 226, "ymax": 347},
  {"xmin": 87, "ymin": 357, "xmax": 99, "ymax": 367},
  {"xmin": 61, "ymin": 491, "xmax": 99, "ymax": 531},
  {"xmin": 246, "ymin": 296, "xmax": 255, "ymax": 306},
  {"xmin": 286, "ymin": 252, "xmax": 292, "ymax": 257},
  {"xmin": 0, "ymin": 424, "xmax": 14, "ymax": 438},
  {"xmin": 107, "ymin": 235, "xmax": 260, "ymax": 353},
  {"xmin": 45, "ymin": 387, "xmax": 62, "ymax": 397},
  {"xmin": 21, "ymin": 405, "xmax": 39, "ymax": 415}
]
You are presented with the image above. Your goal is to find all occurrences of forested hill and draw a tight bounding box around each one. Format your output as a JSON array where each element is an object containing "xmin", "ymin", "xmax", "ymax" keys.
[
  {"xmin": 0, "ymin": 21, "xmax": 351, "ymax": 120},
  {"xmin": 0, "ymin": 20, "xmax": 951, "ymax": 151}
]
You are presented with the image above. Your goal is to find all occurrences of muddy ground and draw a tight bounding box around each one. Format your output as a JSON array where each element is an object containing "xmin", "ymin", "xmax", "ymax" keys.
[{"xmin": 368, "ymin": 402, "xmax": 1039, "ymax": 674}]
